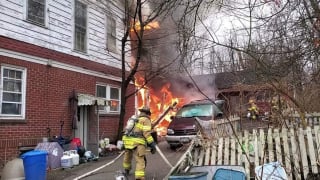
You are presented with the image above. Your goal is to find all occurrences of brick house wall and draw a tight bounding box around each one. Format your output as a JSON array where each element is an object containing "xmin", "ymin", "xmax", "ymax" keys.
[{"xmin": 0, "ymin": 36, "xmax": 135, "ymax": 168}]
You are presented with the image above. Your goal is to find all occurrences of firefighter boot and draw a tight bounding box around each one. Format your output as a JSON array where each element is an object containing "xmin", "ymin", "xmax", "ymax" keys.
[{"xmin": 124, "ymin": 169, "xmax": 130, "ymax": 175}]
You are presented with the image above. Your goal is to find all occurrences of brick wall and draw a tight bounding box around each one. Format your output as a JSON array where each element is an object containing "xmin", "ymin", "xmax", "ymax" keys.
[
  {"xmin": 0, "ymin": 37, "xmax": 135, "ymax": 169},
  {"xmin": 0, "ymin": 36, "xmax": 121, "ymax": 77}
]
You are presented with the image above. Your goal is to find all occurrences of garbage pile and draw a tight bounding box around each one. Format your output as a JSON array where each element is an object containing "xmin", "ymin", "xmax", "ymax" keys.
[
  {"xmin": 2, "ymin": 136, "xmax": 123, "ymax": 180},
  {"xmin": 98, "ymin": 138, "xmax": 122, "ymax": 156},
  {"xmin": 60, "ymin": 138, "xmax": 99, "ymax": 168},
  {"xmin": 35, "ymin": 137, "xmax": 100, "ymax": 169}
]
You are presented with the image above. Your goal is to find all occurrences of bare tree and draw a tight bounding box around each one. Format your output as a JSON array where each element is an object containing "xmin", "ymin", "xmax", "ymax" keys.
[
  {"xmin": 116, "ymin": 0, "xmax": 179, "ymax": 139},
  {"xmin": 174, "ymin": 0, "xmax": 320, "ymax": 128}
]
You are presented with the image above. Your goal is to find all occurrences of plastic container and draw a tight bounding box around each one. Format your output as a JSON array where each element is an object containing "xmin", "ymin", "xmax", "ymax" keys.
[
  {"xmin": 70, "ymin": 150, "xmax": 80, "ymax": 166},
  {"xmin": 117, "ymin": 140, "xmax": 124, "ymax": 150},
  {"xmin": 71, "ymin": 138, "xmax": 81, "ymax": 146},
  {"xmin": 61, "ymin": 151, "xmax": 73, "ymax": 168},
  {"xmin": 104, "ymin": 138, "xmax": 110, "ymax": 148},
  {"xmin": 169, "ymin": 172, "xmax": 208, "ymax": 180},
  {"xmin": 20, "ymin": 150, "xmax": 47, "ymax": 180},
  {"xmin": 189, "ymin": 165, "xmax": 246, "ymax": 180},
  {"xmin": 99, "ymin": 139, "xmax": 106, "ymax": 148},
  {"xmin": 1, "ymin": 158, "xmax": 25, "ymax": 180},
  {"xmin": 213, "ymin": 169, "xmax": 246, "ymax": 180},
  {"xmin": 168, "ymin": 172, "xmax": 208, "ymax": 180}
]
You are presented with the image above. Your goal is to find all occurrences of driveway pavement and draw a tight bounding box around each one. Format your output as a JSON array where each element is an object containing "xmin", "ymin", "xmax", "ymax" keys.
[{"xmin": 47, "ymin": 138, "xmax": 188, "ymax": 180}]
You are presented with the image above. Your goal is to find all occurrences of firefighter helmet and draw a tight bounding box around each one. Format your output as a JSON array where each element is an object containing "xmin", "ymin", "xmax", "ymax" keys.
[{"xmin": 139, "ymin": 107, "xmax": 151, "ymax": 115}]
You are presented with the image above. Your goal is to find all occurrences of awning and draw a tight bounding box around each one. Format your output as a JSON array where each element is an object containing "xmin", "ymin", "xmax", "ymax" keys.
[{"xmin": 77, "ymin": 93, "xmax": 109, "ymax": 106}]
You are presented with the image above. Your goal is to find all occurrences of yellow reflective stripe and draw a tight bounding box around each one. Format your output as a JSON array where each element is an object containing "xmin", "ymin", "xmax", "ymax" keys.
[
  {"xmin": 122, "ymin": 135, "xmax": 146, "ymax": 147},
  {"xmin": 146, "ymin": 136, "xmax": 154, "ymax": 143},
  {"xmin": 135, "ymin": 170, "xmax": 145, "ymax": 177},
  {"xmin": 123, "ymin": 163, "xmax": 131, "ymax": 169},
  {"xmin": 142, "ymin": 126, "xmax": 151, "ymax": 131},
  {"xmin": 135, "ymin": 123, "xmax": 151, "ymax": 131},
  {"xmin": 135, "ymin": 123, "xmax": 143, "ymax": 130},
  {"xmin": 123, "ymin": 144, "xmax": 135, "ymax": 149},
  {"xmin": 135, "ymin": 138, "xmax": 146, "ymax": 144},
  {"xmin": 124, "ymin": 136, "xmax": 146, "ymax": 144},
  {"xmin": 125, "ymin": 146, "xmax": 135, "ymax": 149},
  {"xmin": 122, "ymin": 135, "xmax": 129, "ymax": 141}
]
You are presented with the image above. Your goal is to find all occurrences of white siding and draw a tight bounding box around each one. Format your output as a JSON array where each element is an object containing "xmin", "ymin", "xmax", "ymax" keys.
[{"xmin": 0, "ymin": 0, "xmax": 126, "ymax": 69}]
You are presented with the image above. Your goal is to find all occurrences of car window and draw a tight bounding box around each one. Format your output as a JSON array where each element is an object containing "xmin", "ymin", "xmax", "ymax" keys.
[{"xmin": 176, "ymin": 104, "xmax": 214, "ymax": 117}]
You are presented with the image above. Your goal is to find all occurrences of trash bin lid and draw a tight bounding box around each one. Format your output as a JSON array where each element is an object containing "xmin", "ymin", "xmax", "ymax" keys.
[
  {"xmin": 21, "ymin": 150, "xmax": 47, "ymax": 158},
  {"xmin": 213, "ymin": 169, "xmax": 246, "ymax": 180}
]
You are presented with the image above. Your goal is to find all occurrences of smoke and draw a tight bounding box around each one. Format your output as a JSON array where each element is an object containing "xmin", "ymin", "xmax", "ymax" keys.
[
  {"xmin": 135, "ymin": 0, "xmax": 217, "ymax": 103},
  {"xmin": 129, "ymin": 0, "xmax": 152, "ymax": 20},
  {"xmin": 149, "ymin": 74, "xmax": 217, "ymax": 104},
  {"xmin": 170, "ymin": 75, "xmax": 216, "ymax": 103}
]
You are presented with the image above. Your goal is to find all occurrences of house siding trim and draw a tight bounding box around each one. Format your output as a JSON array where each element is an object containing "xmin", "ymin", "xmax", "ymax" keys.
[{"xmin": 0, "ymin": 48, "xmax": 121, "ymax": 82}]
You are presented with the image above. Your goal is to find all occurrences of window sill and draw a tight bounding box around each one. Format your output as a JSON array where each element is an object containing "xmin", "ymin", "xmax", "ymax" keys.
[
  {"xmin": 24, "ymin": 19, "xmax": 47, "ymax": 29},
  {"xmin": 98, "ymin": 111, "xmax": 120, "ymax": 117},
  {"xmin": 0, "ymin": 118, "xmax": 26, "ymax": 123},
  {"xmin": 106, "ymin": 48, "xmax": 119, "ymax": 55},
  {"xmin": 72, "ymin": 49, "xmax": 88, "ymax": 56}
]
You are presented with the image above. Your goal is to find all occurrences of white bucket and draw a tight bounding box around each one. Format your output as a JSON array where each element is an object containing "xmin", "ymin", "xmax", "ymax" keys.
[
  {"xmin": 61, "ymin": 151, "xmax": 73, "ymax": 168},
  {"xmin": 42, "ymin": 137, "xmax": 48, "ymax": 142},
  {"xmin": 104, "ymin": 138, "xmax": 110, "ymax": 147},
  {"xmin": 69, "ymin": 150, "xmax": 79, "ymax": 166},
  {"xmin": 117, "ymin": 140, "xmax": 124, "ymax": 150},
  {"xmin": 99, "ymin": 139, "xmax": 105, "ymax": 148}
]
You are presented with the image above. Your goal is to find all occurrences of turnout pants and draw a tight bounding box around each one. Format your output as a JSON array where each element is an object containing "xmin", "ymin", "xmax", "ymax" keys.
[{"xmin": 123, "ymin": 144, "xmax": 147, "ymax": 180}]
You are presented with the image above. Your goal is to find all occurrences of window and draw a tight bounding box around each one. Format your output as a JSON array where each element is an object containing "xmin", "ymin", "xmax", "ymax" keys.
[
  {"xmin": 106, "ymin": 15, "xmax": 117, "ymax": 52},
  {"xmin": 96, "ymin": 84, "xmax": 120, "ymax": 113},
  {"xmin": 0, "ymin": 66, "xmax": 26, "ymax": 119},
  {"xmin": 27, "ymin": 0, "xmax": 46, "ymax": 26},
  {"xmin": 74, "ymin": 0, "xmax": 87, "ymax": 52}
]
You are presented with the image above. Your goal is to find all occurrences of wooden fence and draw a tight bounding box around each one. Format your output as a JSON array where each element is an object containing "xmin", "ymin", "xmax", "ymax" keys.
[
  {"xmin": 210, "ymin": 113, "xmax": 320, "ymax": 136},
  {"xmin": 188, "ymin": 126, "xmax": 320, "ymax": 179},
  {"xmin": 284, "ymin": 113, "xmax": 320, "ymax": 128}
]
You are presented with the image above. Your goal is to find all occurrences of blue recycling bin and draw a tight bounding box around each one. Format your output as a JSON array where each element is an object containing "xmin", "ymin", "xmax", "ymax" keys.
[
  {"xmin": 213, "ymin": 169, "xmax": 246, "ymax": 180},
  {"xmin": 21, "ymin": 150, "xmax": 47, "ymax": 180},
  {"xmin": 169, "ymin": 172, "xmax": 208, "ymax": 180}
]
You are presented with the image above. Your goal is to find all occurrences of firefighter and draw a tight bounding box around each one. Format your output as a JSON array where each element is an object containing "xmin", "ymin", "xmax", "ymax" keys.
[
  {"xmin": 271, "ymin": 96, "xmax": 286, "ymax": 113},
  {"xmin": 270, "ymin": 95, "xmax": 287, "ymax": 125},
  {"xmin": 247, "ymin": 99, "xmax": 259, "ymax": 120},
  {"xmin": 271, "ymin": 97, "xmax": 278, "ymax": 112},
  {"xmin": 122, "ymin": 107, "xmax": 156, "ymax": 180}
]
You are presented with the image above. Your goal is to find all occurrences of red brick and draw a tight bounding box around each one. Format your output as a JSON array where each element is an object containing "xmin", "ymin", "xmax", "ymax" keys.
[{"xmin": 0, "ymin": 36, "xmax": 135, "ymax": 166}]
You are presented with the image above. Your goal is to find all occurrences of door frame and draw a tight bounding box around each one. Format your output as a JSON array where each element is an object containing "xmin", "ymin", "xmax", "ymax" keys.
[{"xmin": 74, "ymin": 106, "xmax": 88, "ymax": 149}]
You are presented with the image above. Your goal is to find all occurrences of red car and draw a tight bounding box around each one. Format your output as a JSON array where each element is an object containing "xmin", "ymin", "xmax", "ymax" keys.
[{"xmin": 165, "ymin": 99, "xmax": 224, "ymax": 149}]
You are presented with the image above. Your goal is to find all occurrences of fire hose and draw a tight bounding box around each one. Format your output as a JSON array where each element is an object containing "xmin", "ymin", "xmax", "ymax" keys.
[
  {"xmin": 74, "ymin": 102, "xmax": 177, "ymax": 179},
  {"xmin": 155, "ymin": 145, "xmax": 173, "ymax": 168},
  {"xmin": 149, "ymin": 101, "xmax": 177, "ymax": 168},
  {"xmin": 73, "ymin": 147, "xmax": 172, "ymax": 180},
  {"xmin": 73, "ymin": 151, "xmax": 125, "ymax": 180}
]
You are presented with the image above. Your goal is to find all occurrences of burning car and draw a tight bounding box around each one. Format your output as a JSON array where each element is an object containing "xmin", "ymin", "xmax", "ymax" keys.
[{"xmin": 165, "ymin": 99, "xmax": 224, "ymax": 149}]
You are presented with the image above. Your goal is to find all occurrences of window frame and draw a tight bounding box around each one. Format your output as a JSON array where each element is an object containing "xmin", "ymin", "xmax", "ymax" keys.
[
  {"xmin": 25, "ymin": 0, "xmax": 47, "ymax": 27},
  {"xmin": 73, "ymin": 0, "xmax": 88, "ymax": 53},
  {"xmin": 96, "ymin": 84, "xmax": 121, "ymax": 114},
  {"xmin": 106, "ymin": 15, "xmax": 117, "ymax": 52},
  {"xmin": 0, "ymin": 65, "xmax": 27, "ymax": 120}
]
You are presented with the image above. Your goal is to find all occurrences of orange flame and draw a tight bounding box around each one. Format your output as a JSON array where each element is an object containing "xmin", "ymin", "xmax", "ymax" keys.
[
  {"xmin": 135, "ymin": 75, "xmax": 184, "ymax": 135},
  {"xmin": 131, "ymin": 21, "xmax": 160, "ymax": 31}
]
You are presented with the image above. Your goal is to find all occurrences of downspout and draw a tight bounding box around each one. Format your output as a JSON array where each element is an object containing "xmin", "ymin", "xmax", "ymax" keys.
[{"xmin": 96, "ymin": 101, "xmax": 99, "ymax": 158}]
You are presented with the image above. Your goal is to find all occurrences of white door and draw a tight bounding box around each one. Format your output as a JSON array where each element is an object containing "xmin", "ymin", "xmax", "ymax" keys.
[{"xmin": 74, "ymin": 106, "xmax": 88, "ymax": 149}]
